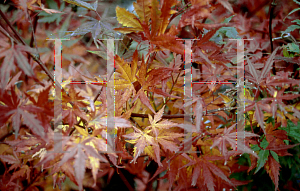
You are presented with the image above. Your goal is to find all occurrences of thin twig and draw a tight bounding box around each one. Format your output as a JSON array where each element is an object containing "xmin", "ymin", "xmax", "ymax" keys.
[
  {"xmin": 164, "ymin": 71, "xmax": 181, "ymax": 106},
  {"xmin": 0, "ymin": 23, "xmax": 18, "ymax": 42},
  {"xmin": 0, "ymin": 9, "xmax": 27, "ymax": 46},
  {"xmin": 0, "ymin": 9, "xmax": 60, "ymax": 88}
]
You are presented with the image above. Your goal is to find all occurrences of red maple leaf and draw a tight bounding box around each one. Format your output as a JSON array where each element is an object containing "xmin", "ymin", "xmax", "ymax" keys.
[{"xmin": 210, "ymin": 123, "xmax": 259, "ymax": 161}]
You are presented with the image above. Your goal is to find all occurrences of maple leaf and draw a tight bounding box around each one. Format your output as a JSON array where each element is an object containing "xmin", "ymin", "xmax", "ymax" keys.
[
  {"xmin": 133, "ymin": 0, "xmax": 151, "ymax": 23},
  {"xmin": 243, "ymin": 98, "xmax": 272, "ymax": 135},
  {"xmin": 61, "ymin": 86, "xmax": 89, "ymax": 128},
  {"xmin": 0, "ymin": 88, "xmax": 46, "ymax": 139},
  {"xmin": 132, "ymin": 57, "xmax": 180, "ymax": 113},
  {"xmin": 90, "ymin": 115, "xmax": 132, "ymax": 130},
  {"xmin": 178, "ymin": 3, "xmax": 212, "ymax": 29},
  {"xmin": 114, "ymin": 50, "xmax": 138, "ymax": 93},
  {"xmin": 123, "ymin": 127, "xmax": 158, "ymax": 164},
  {"xmin": 123, "ymin": 116, "xmax": 183, "ymax": 167},
  {"xmin": 64, "ymin": 15, "xmax": 116, "ymax": 48},
  {"xmin": 0, "ymin": 45, "xmax": 36, "ymax": 84},
  {"xmin": 265, "ymin": 155, "xmax": 281, "ymax": 191},
  {"xmin": 151, "ymin": 34, "xmax": 185, "ymax": 55},
  {"xmin": 115, "ymin": 6, "xmax": 143, "ymax": 33},
  {"xmin": 210, "ymin": 123, "xmax": 259, "ymax": 161},
  {"xmin": 245, "ymin": 47, "xmax": 279, "ymax": 87},
  {"xmin": 115, "ymin": 0, "xmax": 183, "ymax": 54},
  {"xmin": 262, "ymin": 88, "xmax": 300, "ymax": 122},
  {"xmin": 25, "ymin": 85, "xmax": 54, "ymax": 132},
  {"xmin": 0, "ymin": 154, "xmax": 20, "ymax": 165},
  {"xmin": 9, "ymin": 165, "xmax": 30, "ymax": 184},
  {"xmin": 57, "ymin": 139, "xmax": 108, "ymax": 190},
  {"xmin": 5, "ymin": 71, "xmax": 22, "ymax": 90},
  {"xmin": 183, "ymin": 96, "xmax": 206, "ymax": 132},
  {"xmin": 63, "ymin": 0, "xmax": 98, "ymax": 11},
  {"xmin": 183, "ymin": 153, "xmax": 234, "ymax": 191},
  {"xmin": 147, "ymin": 105, "xmax": 179, "ymax": 138},
  {"xmin": 158, "ymin": 0, "xmax": 178, "ymax": 35},
  {"xmin": 217, "ymin": 0, "xmax": 234, "ymax": 13}
]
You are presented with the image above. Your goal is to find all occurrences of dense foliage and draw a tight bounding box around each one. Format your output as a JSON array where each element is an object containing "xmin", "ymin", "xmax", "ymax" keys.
[{"xmin": 0, "ymin": 0, "xmax": 300, "ymax": 190}]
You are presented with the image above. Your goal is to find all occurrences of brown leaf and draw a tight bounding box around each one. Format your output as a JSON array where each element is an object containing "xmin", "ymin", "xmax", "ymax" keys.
[{"xmin": 265, "ymin": 155, "xmax": 281, "ymax": 191}]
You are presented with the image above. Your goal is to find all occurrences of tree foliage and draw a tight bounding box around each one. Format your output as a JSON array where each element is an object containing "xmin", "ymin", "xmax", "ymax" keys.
[{"xmin": 0, "ymin": 0, "xmax": 300, "ymax": 190}]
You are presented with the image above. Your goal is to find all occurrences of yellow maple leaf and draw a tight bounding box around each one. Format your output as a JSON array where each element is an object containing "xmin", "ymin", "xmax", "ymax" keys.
[
  {"xmin": 114, "ymin": 51, "xmax": 138, "ymax": 92},
  {"xmin": 218, "ymin": 93, "xmax": 234, "ymax": 107},
  {"xmin": 147, "ymin": 105, "xmax": 179, "ymax": 139},
  {"xmin": 75, "ymin": 125, "xmax": 89, "ymax": 137},
  {"xmin": 116, "ymin": 6, "xmax": 143, "ymax": 31},
  {"xmin": 133, "ymin": 0, "xmax": 151, "ymax": 22}
]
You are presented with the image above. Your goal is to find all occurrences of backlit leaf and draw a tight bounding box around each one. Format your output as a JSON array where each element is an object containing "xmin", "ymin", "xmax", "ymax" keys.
[{"xmin": 116, "ymin": 6, "xmax": 143, "ymax": 30}]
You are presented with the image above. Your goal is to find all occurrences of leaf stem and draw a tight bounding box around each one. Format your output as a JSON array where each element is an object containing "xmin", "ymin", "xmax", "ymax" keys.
[{"xmin": 164, "ymin": 70, "xmax": 182, "ymax": 106}]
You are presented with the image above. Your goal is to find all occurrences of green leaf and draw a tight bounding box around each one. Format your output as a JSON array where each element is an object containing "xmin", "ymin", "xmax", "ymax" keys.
[
  {"xmin": 59, "ymin": 13, "xmax": 72, "ymax": 38},
  {"xmin": 285, "ymin": 121, "xmax": 300, "ymax": 142},
  {"xmin": 287, "ymin": 43, "xmax": 300, "ymax": 53},
  {"xmin": 266, "ymin": 117, "xmax": 275, "ymax": 126},
  {"xmin": 260, "ymin": 138, "xmax": 269, "ymax": 149},
  {"xmin": 222, "ymin": 15, "xmax": 235, "ymax": 23},
  {"xmin": 87, "ymin": 50, "xmax": 107, "ymax": 60},
  {"xmin": 294, "ymin": 0, "xmax": 300, "ymax": 5},
  {"xmin": 63, "ymin": 0, "xmax": 98, "ymax": 11},
  {"xmin": 292, "ymin": 19, "xmax": 300, "ymax": 25},
  {"xmin": 38, "ymin": 1, "xmax": 65, "ymax": 25},
  {"xmin": 210, "ymin": 27, "xmax": 240, "ymax": 44},
  {"xmin": 284, "ymin": 7, "xmax": 300, "ymax": 21},
  {"xmin": 284, "ymin": 140, "xmax": 290, "ymax": 145},
  {"xmin": 255, "ymin": 150, "xmax": 269, "ymax": 174},
  {"xmin": 281, "ymin": 25, "xmax": 300, "ymax": 36},
  {"xmin": 251, "ymin": 144, "xmax": 260, "ymax": 152},
  {"xmin": 283, "ymin": 46, "xmax": 291, "ymax": 57},
  {"xmin": 270, "ymin": 150, "xmax": 279, "ymax": 163}
]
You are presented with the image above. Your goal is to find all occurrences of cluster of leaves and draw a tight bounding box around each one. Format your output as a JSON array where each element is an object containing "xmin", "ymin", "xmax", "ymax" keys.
[{"xmin": 0, "ymin": 0, "xmax": 300, "ymax": 190}]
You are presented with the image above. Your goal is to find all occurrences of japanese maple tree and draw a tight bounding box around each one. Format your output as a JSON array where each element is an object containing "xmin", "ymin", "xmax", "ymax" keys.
[{"xmin": 0, "ymin": 0, "xmax": 300, "ymax": 191}]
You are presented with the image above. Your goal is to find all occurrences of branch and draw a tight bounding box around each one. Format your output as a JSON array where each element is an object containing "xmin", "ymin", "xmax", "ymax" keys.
[
  {"xmin": 0, "ymin": 9, "xmax": 60, "ymax": 89},
  {"xmin": 0, "ymin": 22, "xmax": 18, "ymax": 42},
  {"xmin": 0, "ymin": 10, "xmax": 27, "ymax": 46}
]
